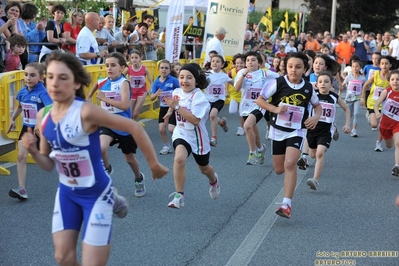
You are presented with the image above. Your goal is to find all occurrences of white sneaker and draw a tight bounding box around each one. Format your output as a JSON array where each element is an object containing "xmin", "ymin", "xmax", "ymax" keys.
[
  {"xmin": 159, "ymin": 145, "xmax": 173, "ymax": 155},
  {"xmin": 350, "ymin": 129, "xmax": 358, "ymax": 137},
  {"xmin": 209, "ymin": 173, "xmax": 220, "ymax": 199},
  {"xmin": 246, "ymin": 152, "xmax": 258, "ymax": 165},
  {"xmin": 371, "ymin": 127, "xmax": 379, "ymax": 131},
  {"xmin": 257, "ymin": 143, "xmax": 266, "ymax": 164},
  {"xmin": 306, "ymin": 178, "xmax": 319, "ymax": 190},
  {"xmin": 167, "ymin": 192, "xmax": 185, "ymax": 208},
  {"xmin": 375, "ymin": 141, "xmax": 383, "ymax": 152},
  {"xmin": 236, "ymin": 127, "xmax": 245, "ymax": 136}
]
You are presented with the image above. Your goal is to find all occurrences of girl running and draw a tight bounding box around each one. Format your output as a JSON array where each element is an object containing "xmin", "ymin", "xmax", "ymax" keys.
[
  {"xmin": 374, "ymin": 70, "xmax": 399, "ymax": 176},
  {"xmin": 341, "ymin": 59, "xmax": 366, "ymax": 137},
  {"xmin": 123, "ymin": 49, "xmax": 153, "ymax": 121},
  {"xmin": 150, "ymin": 59, "xmax": 180, "ymax": 155},
  {"xmin": 228, "ymin": 53, "xmax": 246, "ymax": 136},
  {"xmin": 256, "ymin": 52, "xmax": 321, "ymax": 219},
  {"xmin": 163, "ymin": 63, "xmax": 220, "ymax": 209},
  {"xmin": 21, "ymin": 51, "xmax": 167, "ymax": 265},
  {"xmin": 204, "ymin": 55, "xmax": 233, "ymax": 146},
  {"xmin": 8, "ymin": 63, "xmax": 52, "ymax": 200},
  {"xmin": 87, "ymin": 52, "xmax": 147, "ymax": 197},
  {"xmin": 361, "ymin": 56, "xmax": 392, "ymax": 152},
  {"xmin": 235, "ymin": 51, "xmax": 279, "ymax": 165},
  {"xmin": 306, "ymin": 71, "xmax": 351, "ymax": 190}
]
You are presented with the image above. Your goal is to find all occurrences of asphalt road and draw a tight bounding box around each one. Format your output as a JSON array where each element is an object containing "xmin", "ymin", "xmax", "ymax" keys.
[{"xmin": 1, "ymin": 104, "xmax": 399, "ymax": 266}]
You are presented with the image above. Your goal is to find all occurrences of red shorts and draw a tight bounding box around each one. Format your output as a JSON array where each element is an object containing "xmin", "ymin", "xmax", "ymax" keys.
[
  {"xmin": 380, "ymin": 119, "xmax": 399, "ymax": 140},
  {"xmin": 131, "ymin": 88, "xmax": 147, "ymax": 100}
]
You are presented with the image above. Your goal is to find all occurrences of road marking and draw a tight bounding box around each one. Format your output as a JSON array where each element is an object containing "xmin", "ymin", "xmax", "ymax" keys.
[
  {"xmin": 0, "ymin": 162, "xmax": 16, "ymax": 169},
  {"xmin": 225, "ymin": 160, "xmax": 313, "ymax": 266}
]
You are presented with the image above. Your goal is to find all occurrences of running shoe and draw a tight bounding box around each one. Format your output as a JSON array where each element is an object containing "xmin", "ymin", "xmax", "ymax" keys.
[
  {"xmin": 236, "ymin": 127, "xmax": 245, "ymax": 136},
  {"xmin": 246, "ymin": 152, "xmax": 258, "ymax": 165},
  {"xmin": 371, "ymin": 127, "xmax": 378, "ymax": 131},
  {"xmin": 219, "ymin": 117, "xmax": 228, "ymax": 132},
  {"xmin": 113, "ymin": 188, "xmax": 129, "ymax": 218},
  {"xmin": 276, "ymin": 204, "xmax": 291, "ymax": 219},
  {"xmin": 350, "ymin": 129, "xmax": 358, "ymax": 137},
  {"xmin": 134, "ymin": 173, "xmax": 146, "ymax": 197},
  {"xmin": 9, "ymin": 187, "xmax": 28, "ymax": 200},
  {"xmin": 106, "ymin": 164, "xmax": 114, "ymax": 175},
  {"xmin": 375, "ymin": 141, "xmax": 383, "ymax": 152},
  {"xmin": 297, "ymin": 157, "xmax": 308, "ymax": 170},
  {"xmin": 392, "ymin": 165, "xmax": 399, "ymax": 177},
  {"xmin": 306, "ymin": 178, "xmax": 319, "ymax": 190},
  {"xmin": 159, "ymin": 145, "xmax": 173, "ymax": 155},
  {"xmin": 257, "ymin": 144, "xmax": 266, "ymax": 164},
  {"xmin": 210, "ymin": 138, "xmax": 217, "ymax": 147},
  {"xmin": 333, "ymin": 125, "xmax": 339, "ymax": 141},
  {"xmin": 209, "ymin": 174, "xmax": 220, "ymax": 199},
  {"xmin": 168, "ymin": 192, "xmax": 185, "ymax": 209}
]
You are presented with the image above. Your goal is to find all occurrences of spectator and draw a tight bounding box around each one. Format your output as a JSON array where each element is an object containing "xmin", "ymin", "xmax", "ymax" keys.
[
  {"xmin": 2, "ymin": 2, "xmax": 22, "ymax": 36},
  {"xmin": 335, "ymin": 34, "xmax": 354, "ymax": 65},
  {"xmin": 39, "ymin": 4, "xmax": 67, "ymax": 63},
  {"xmin": 305, "ymin": 31, "xmax": 320, "ymax": 52},
  {"xmin": 5, "ymin": 34, "xmax": 27, "ymax": 72},
  {"xmin": 295, "ymin": 32, "xmax": 307, "ymax": 49},
  {"xmin": 281, "ymin": 33, "xmax": 290, "ymax": 46},
  {"xmin": 62, "ymin": 9, "xmax": 84, "ymax": 54},
  {"xmin": 389, "ymin": 31, "xmax": 399, "ymax": 60},
  {"xmin": 146, "ymin": 29, "xmax": 164, "ymax": 61},
  {"xmin": 114, "ymin": 23, "xmax": 135, "ymax": 46},
  {"xmin": 367, "ymin": 32, "xmax": 378, "ymax": 64},
  {"xmin": 204, "ymin": 27, "xmax": 226, "ymax": 63},
  {"xmin": 95, "ymin": 16, "xmax": 117, "ymax": 60},
  {"xmin": 350, "ymin": 30, "xmax": 369, "ymax": 67},
  {"xmin": 378, "ymin": 31, "xmax": 391, "ymax": 56},
  {"xmin": 76, "ymin": 12, "xmax": 108, "ymax": 65},
  {"xmin": 285, "ymin": 39, "xmax": 297, "ymax": 53},
  {"xmin": 18, "ymin": 3, "xmax": 45, "ymax": 63},
  {"xmin": 276, "ymin": 45, "xmax": 287, "ymax": 58},
  {"xmin": 104, "ymin": 15, "xmax": 116, "ymax": 37},
  {"xmin": 185, "ymin": 17, "xmax": 194, "ymax": 59}
]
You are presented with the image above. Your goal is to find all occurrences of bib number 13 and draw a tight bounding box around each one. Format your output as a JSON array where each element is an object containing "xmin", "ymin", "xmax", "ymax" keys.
[{"xmin": 61, "ymin": 162, "xmax": 81, "ymax": 177}]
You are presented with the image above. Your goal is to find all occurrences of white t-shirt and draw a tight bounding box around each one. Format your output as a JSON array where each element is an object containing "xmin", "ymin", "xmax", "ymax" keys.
[
  {"xmin": 76, "ymin": 26, "xmax": 99, "ymax": 65},
  {"xmin": 235, "ymin": 68, "xmax": 279, "ymax": 116},
  {"xmin": 172, "ymin": 88, "xmax": 211, "ymax": 155},
  {"xmin": 204, "ymin": 71, "xmax": 232, "ymax": 102},
  {"xmin": 205, "ymin": 37, "xmax": 224, "ymax": 63},
  {"xmin": 389, "ymin": 38, "xmax": 399, "ymax": 59}
]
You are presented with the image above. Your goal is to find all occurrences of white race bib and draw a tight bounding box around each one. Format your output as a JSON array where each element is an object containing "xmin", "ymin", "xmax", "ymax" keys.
[
  {"xmin": 245, "ymin": 88, "xmax": 261, "ymax": 100},
  {"xmin": 175, "ymin": 107, "xmax": 194, "ymax": 129},
  {"xmin": 347, "ymin": 80, "xmax": 363, "ymax": 96},
  {"xmin": 207, "ymin": 84, "xmax": 225, "ymax": 97},
  {"xmin": 100, "ymin": 91, "xmax": 123, "ymax": 114},
  {"xmin": 382, "ymin": 98, "xmax": 399, "ymax": 122},
  {"xmin": 319, "ymin": 102, "xmax": 336, "ymax": 123},
  {"xmin": 130, "ymin": 76, "xmax": 146, "ymax": 89},
  {"xmin": 160, "ymin": 91, "xmax": 173, "ymax": 107},
  {"xmin": 21, "ymin": 103, "xmax": 38, "ymax": 126},
  {"xmin": 276, "ymin": 103, "xmax": 305, "ymax": 130},
  {"xmin": 372, "ymin": 86, "xmax": 385, "ymax": 100}
]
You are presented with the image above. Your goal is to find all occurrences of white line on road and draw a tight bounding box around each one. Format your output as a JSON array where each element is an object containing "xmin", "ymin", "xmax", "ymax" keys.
[{"xmin": 225, "ymin": 160, "xmax": 313, "ymax": 266}]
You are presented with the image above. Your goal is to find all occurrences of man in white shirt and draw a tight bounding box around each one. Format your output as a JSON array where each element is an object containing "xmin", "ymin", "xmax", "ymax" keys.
[
  {"xmin": 205, "ymin": 27, "xmax": 226, "ymax": 63},
  {"xmin": 389, "ymin": 31, "xmax": 399, "ymax": 60},
  {"xmin": 76, "ymin": 12, "xmax": 108, "ymax": 65}
]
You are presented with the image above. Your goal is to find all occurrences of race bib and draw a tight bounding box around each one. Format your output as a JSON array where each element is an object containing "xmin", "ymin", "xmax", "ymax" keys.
[
  {"xmin": 275, "ymin": 103, "xmax": 305, "ymax": 130},
  {"xmin": 372, "ymin": 86, "xmax": 385, "ymax": 100},
  {"xmin": 368, "ymin": 69, "xmax": 376, "ymax": 79},
  {"xmin": 347, "ymin": 80, "xmax": 363, "ymax": 96},
  {"xmin": 160, "ymin": 91, "xmax": 173, "ymax": 106},
  {"xmin": 207, "ymin": 84, "xmax": 225, "ymax": 97},
  {"xmin": 381, "ymin": 49, "xmax": 389, "ymax": 56},
  {"xmin": 100, "ymin": 91, "xmax": 123, "ymax": 114},
  {"xmin": 175, "ymin": 107, "xmax": 194, "ymax": 130},
  {"xmin": 382, "ymin": 98, "xmax": 399, "ymax": 122},
  {"xmin": 319, "ymin": 102, "xmax": 336, "ymax": 123},
  {"xmin": 21, "ymin": 103, "xmax": 38, "ymax": 126},
  {"xmin": 245, "ymin": 88, "xmax": 261, "ymax": 100},
  {"xmin": 130, "ymin": 76, "xmax": 146, "ymax": 89},
  {"xmin": 51, "ymin": 150, "xmax": 95, "ymax": 188}
]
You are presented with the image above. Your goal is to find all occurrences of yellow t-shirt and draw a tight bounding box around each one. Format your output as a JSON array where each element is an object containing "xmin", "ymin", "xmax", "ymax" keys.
[
  {"xmin": 367, "ymin": 70, "xmax": 389, "ymax": 110},
  {"xmin": 228, "ymin": 68, "xmax": 242, "ymax": 102}
]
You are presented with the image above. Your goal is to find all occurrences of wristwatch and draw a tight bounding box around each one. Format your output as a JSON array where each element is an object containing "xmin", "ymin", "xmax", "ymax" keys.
[
  {"xmin": 96, "ymin": 52, "xmax": 100, "ymax": 58},
  {"xmin": 174, "ymin": 104, "xmax": 180, "ymax": 111}
]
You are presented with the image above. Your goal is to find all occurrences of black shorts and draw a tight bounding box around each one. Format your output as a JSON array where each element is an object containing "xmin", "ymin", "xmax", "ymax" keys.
[
  {"xmin": 307, "ymin": 130, "xmax": 332, "ymax": 149},
  {"xmin": 99, "ymin": 127, "xmax": 137, "ymax": 154},
  {"xmin": 185, "ymin": 44, "xmax": 194, "ymax": 52},
  {"xmin": 19, "ymin": 125, "xmax": 40, "ymax": 149},
  {"xmin": 210, "ymin": 100, "xmax": 225, "ymax": 113},
  {"xmin": 243, "ymin": 109, "xmax": 264, "ymax": 124},
  {"xmin": 367, "ymin": 108, "xmax": 375, "ymax": 114},
  {"xmin": 271, "ymin": 136, "xmax": 304, "ymax": 155},
  {"xmin": 159, "ymin": 107, "xmax": 176, "ymax": 125},
  {"xmin": 263, "ymin": 110, "xmax": 271, "ymax": 121},
  {"xmin": 173, "ymin": 138, "xmax": 210, "ymax": 166}
]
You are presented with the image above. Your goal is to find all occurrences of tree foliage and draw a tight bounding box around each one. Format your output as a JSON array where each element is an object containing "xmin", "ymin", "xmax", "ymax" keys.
[{"xmin": 304, "ymin": 0, "xmax": 399, "ymax": 35}]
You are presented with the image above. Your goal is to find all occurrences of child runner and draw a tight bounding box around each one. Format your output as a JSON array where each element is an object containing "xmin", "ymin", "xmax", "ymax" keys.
[
  {"xmin": 228, "ymin": 53, "xmax": 246, "ymax": 136},
  {"xmin": 306, "ymin": 71, "xmax": 351, "ymax": 190},
  {"xmin": 361, "ymin": 56, "xmax": 392, "ymax": 151},
  {"xmin": 256, "ymin": 52, "xmax": 321, "ymax": 219},
  {"xmin": 171, "ymin": 61, "xmax": 182, "ymax": 77},
  {"xmin": 374, "ymin": 70, "xmax": 399, "ymax": 176},
  {"xmin": 235, "ymin": 51, "xmax": 279, "ymax": 165},
  {"xmin": 123, "ymin": 49, "xmax": 153, "ymax": 121},
  {"xmin": 163, "ymin": 63, "xmax": 220, "ymax": 209},
  {"xmin": 341, "ymin": 59, "xmax": 366, "ymax": 137},
  {"xmin": 87, "ymin": 52, "xmax": 147, "ymax": 197},
  {"xmin": 150, "ymin": 59, "xmax": 180, "ymax": 155},
  {"xmin": 21, "ymin": 51, "xmax": 168, "ymax": 265},
  {"xmin": 8, "ymin": 63, "xmax": 52, "ymax": 200},
  {"xmin": 362, "ymin": 52, "xmax": 381, "ymax": 121},
  {"xmin": 204, "ymin": 54, "xmax": 232, "ymax": 147}
]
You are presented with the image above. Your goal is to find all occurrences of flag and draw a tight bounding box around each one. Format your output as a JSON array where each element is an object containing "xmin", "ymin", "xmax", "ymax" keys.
[
  {"xmin": 260, "ymin": 6, "xmax": 272, "ymax": 33},
  {"xmin": 290, "ymin": 13, "xmax": 298, "ymax": 36},
  {"xmin": 196, "ymin": 10, "xmax": 206, "ymax": 27},
  {"xmin": 279, "ymin": 21, "xmax": 286, "ymax": 35},
  {"xmin": 284, "ymin": 11, "xmax": 289, "ymax": 32}
]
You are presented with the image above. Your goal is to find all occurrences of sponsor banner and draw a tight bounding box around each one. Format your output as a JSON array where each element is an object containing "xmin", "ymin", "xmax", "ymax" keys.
[{"xmin": 165, "ymin": 0, "xmax": 185, "ymax": 62}]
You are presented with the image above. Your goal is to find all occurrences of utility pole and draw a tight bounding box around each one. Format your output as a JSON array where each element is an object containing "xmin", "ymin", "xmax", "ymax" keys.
[{"xmin": 331, "ymin": 0, "xmax": 337, "ymax": 36}]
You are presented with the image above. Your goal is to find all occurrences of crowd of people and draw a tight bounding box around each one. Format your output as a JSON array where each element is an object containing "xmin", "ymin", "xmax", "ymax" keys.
[{"xmin": 4, "ymin": 2, "xmax": 399, "ymax": 265}]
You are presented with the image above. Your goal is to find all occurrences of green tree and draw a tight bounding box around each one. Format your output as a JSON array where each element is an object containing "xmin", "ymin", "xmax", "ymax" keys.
[{"xmin": 304, "ymin": 0, "xmax": 399, "ymax": 34}]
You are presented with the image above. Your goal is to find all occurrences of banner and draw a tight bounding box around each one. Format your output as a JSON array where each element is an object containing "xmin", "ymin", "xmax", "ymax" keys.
[
  {"xmin": 165, "ymin": 0, "xmax": 185, "ymax": 62},
  {"xmin": 203, "ymin": 0, "xmax": 248, "ymax": 57}
]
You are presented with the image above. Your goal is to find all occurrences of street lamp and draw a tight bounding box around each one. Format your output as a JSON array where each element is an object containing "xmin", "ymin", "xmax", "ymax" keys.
[{"xmin": 299, "ymin": 3, "xmax": 308, "ymax": 33}]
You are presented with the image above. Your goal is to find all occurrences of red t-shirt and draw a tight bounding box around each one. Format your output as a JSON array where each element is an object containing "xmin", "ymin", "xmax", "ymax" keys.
[
  {"xmin": 62, "ymin": 22, "xmax": 81, "ymax": 53},
  {"xmin": 5, "ymin": 50, "xmax": 21, "ymax": 72}
]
